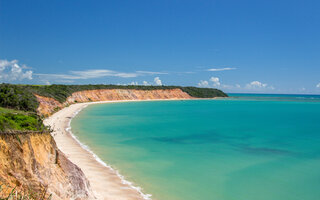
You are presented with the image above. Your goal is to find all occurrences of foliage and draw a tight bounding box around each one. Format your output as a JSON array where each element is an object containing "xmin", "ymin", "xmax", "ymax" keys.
[
  {"xmin": 0, "ymin": 84, "xmax": 39, "ymax": 112},
  {"xmin": 179, "ymin": 87, "xmax": 227, "ymax": 98},
  {"xmin": 0, "ymin": 184, "xmax": 51, "ymax": 200},
  {"xmin": 0, "ymin": 108, "xmax": 45, "ymax": 132},
  {"xmin": 1, "ymin": 83, "xmax": 228, "ymax": 106}
]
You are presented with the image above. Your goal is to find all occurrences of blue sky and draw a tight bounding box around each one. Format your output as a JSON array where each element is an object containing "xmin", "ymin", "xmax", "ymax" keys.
[{"xmin": 0, "ymin": 0, "xmax": 319, "ymax": 94}]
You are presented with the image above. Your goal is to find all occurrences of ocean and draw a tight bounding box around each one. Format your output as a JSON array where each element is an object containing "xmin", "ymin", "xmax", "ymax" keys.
[{"xmin": 71, "ymin": 94, "xmax": 320, "ymax": 200}]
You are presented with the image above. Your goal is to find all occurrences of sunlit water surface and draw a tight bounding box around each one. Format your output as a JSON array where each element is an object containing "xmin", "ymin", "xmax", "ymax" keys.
[{"xmin": 71, "ymin": 94, "xmax": 320, "ymax": 200}]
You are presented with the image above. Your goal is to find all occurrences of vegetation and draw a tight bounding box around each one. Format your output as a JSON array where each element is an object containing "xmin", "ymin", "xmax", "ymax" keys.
[
  {"xmin": 0, "ymin": 84, "xmax": 39, "ymax": 112},
  {"xmin": 0, "ymin": 83, "xmax": 227, "ymax": 131},
  {"xmin": 179, "ymin": 87, "xmax": 227, "ymax": 98},
  {"xmin": 0, "ymin": 84, "xmax": 227, "ymax": 112},
  {"xmin": 0, "ymin": 83, "xmax": 227, "ymax": 133},
  {"xmin": 15, "ymin": 84, "xmax": 228, "ymax": 103},
  {"xmin": 0, "ymin": 108, "xmax": 46, "ymax": 132},
  {"xmin": 0, "ymin": 184, "xmax": 51, "ymax": 200}
]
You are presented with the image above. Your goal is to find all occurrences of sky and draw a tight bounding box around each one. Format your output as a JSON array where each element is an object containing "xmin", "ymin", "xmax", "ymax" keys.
[{"xmin": 0, "ymin": 0, "xmax": 319, "ymax": 94}]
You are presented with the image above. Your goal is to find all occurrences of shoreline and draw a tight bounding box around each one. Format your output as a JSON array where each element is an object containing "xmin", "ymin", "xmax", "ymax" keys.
[{"xmin": 44, "ymin": 99, "xmax": 196, "ymax": 200}]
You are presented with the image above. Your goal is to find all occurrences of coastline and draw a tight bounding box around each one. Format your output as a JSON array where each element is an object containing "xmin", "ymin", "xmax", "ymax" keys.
[{"xmin": 44, "ymin": 99, "xmax": 193, "ymax": 200}]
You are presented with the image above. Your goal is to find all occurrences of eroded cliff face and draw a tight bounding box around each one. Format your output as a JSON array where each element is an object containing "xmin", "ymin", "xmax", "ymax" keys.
[
  {"xmin": 36, "ymin": 88, "xmax": 192, "ymax": 116},
  {"xmin": 0, "ymin": 133, "xmax": 95, "ymax": 200},
  {"xmin": 35, "ymin": 94, "xmax": 63, "ymax": 117},
  {"xmin": 66, "ymin": 88, "xmax": 191, "ymax": 102}
]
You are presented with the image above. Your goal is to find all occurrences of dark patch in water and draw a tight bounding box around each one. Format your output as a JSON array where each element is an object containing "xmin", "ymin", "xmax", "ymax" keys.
[
  {"xmin": 239, "ymin": 146, "xmax": 291, "ymax": 155},
  {"xmin": 150, "ymin": 131, "xmax": 252, "ymax": 145},
  {"xmin": 150, "ymin": 132, "xmax": 293, "ymax": 156},
  {"xmin": 151, "ymin": 133, "xmax": 222, "ymax": 144}
]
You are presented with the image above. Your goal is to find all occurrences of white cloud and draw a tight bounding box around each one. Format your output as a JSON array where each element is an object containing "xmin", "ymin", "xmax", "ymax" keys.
[
  {"xmin": 70, "ymin": 69, "xmax": 138, "ymax": 78},
  {"xmin": 197, "ymin": 80, "xmax": 209, "ymax": 87},
  {"xmin": 246, "ymin": 81, "xmax": 267, "ymax": 88},
  {"xmin": 129, "ymin": 81, "xmax": 138, "ymax": 85},
  {"xmin": 154, "ymin": 77, "xmax": 162, "ymax": 85},
  {"xmin": 210, "ymin": 77, "xmax": 221, "ymax": 86},
  {"xmin": 207, "ymin": 67, "xmax": 236, "ymax": 72},
  {"xmin": 136, "ymin": 71, "xmax": 168, "ymax": 75},
  {"xmin": 245, "ymin": 81, "xmax": 275, "ymax": 90},
  {"xmin": 36, "ymin": 70, "xmax": 139, "ymax": 80},
  {"xmin": 0, "ymin": 59, "xmax": 33, "ymax": 81},
  {"xmin": 142, "ymin": 81, "xmax": 150, "ymax": 86},
  {"xmin": 197, "ymin": 78, "xmax": 275, "ymax": 92},
  {"xmin": 316, "ymin": 83, "xmax": 320, "ymax": 88},
  {"xmin": 36, "ymin": 69, "xmax": 170, "ymax": 82},
  {"xmin": 197, "ymin": 77, "xmax": 221, "ymax": 88},
  {"xmin": 198, "ymin": 77, "xmax": 225, "ymax": 88}
]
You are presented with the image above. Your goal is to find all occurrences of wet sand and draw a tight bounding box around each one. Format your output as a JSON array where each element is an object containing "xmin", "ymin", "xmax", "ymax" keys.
[{"xmin": 44, "ymin": 100, "xmax": 154, "ymax": 200}]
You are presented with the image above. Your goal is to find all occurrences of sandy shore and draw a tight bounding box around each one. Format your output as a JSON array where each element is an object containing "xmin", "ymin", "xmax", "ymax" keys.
[{"xmin": 44, "ymin": 100, "xmax": 158, "ymax": 200}]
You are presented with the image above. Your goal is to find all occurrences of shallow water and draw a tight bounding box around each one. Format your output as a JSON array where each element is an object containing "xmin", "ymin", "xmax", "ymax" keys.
[{"xmin": 71, "ymin": 94, "xmax": 320, "ymax": 200}]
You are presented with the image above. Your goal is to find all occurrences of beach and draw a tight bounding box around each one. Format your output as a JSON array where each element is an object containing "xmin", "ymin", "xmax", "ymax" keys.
[
  {"xmin": 64, "ymin": 97, "xmax": 320, "ymax": 200},
  {"xmin": 43, "ymin": 96, "xmax": 320, "ymax": 200},
  {"xmin": 44, "ymin": 100, "xmax": 153, "ymax": 200}
]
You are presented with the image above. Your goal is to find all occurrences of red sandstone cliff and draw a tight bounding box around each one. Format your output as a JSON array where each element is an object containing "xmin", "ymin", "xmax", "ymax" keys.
[
  {"xmin": 0, "ymin": 132, "xmax": 95, "ymax": 199},
  {"xmin": 36, "ymin": 88, "xmax": 192, "ymax": 116}
]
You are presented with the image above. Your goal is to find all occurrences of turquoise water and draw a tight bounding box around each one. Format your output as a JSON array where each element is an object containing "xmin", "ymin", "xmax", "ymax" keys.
[{"xmin": 71, "ymin": 94, "xmax": 320, "ymax": 200}]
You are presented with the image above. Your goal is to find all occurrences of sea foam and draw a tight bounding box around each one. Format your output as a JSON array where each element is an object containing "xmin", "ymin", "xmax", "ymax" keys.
[{"xmin": 65, "ymin": 104, "xmax": 152, "ymax": 200}]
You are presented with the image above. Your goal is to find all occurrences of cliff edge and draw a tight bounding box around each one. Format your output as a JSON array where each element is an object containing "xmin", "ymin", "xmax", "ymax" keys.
[
  {"xmin": 36, "ymin": 88, "xmax": 193, "ymax": 116},
  {"xmin": 0, "ymin": 132, "xmax": 95, "ymax": 200}
]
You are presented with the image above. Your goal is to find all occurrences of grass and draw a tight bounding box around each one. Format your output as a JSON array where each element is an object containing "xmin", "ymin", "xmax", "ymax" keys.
[
  {"xmin": 0, "ymin": 107, "xmax": 46, "ymax": 132},
  {"xmin": 0, "ymin": 108, "xmax": 31, "ymax": 115}
]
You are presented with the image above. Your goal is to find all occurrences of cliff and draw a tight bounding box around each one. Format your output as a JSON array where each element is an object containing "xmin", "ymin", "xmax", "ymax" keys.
[
  {"xmin": 35, "ymin": 95, "xmax": 64, "ymax": 117},
  {"xmin": 36, "ymin": 88, "xmax": 193, "ymax": 116},
  {"xmin": 0, "ymin": 84, "xmax": 227, "ymax": 114},
  {"xmin": 66, "ymin": 88, "xmax": 191, "ymax": 102},
  {"xmin": 0, "ymin": 132, "xmax": 95, "ymax": 200},
  {"xmin": 0, "ymin": 85, "xmax": 226, "ymax": 199}
]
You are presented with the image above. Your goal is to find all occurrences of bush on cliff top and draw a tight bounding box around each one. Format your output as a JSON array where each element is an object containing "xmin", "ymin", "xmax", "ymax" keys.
[
  {"xmin": 0, "ymin": 84, "xmax": 39, "ymax": 112},
  {"xmin": 0, "ymin": 83, "xmax": 228, "ymax": 112},
  {"xmin": 0, "ymin": 107, "xmax": 46, "ymax": 132}
]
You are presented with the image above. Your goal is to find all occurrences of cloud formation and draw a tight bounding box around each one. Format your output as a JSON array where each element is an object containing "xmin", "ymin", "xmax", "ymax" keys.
[
  {"xmin": 317, "ymin": 83, "xmax": 320, "ymax": 88},
  {"xmin": 207, "ymin": 67, "xmax": 236, "ymax": 72},
  {"xmin": 36, "ymin": 69, "xmax": 168, "ymax": 82},
  {"xmin": 143, "ymin": 81, "xmax": 150, "ymax": 86},
  {"xmin": 198, "ymin": 77, "xmax": 222, "ymax": 88},
  {"xmin": 197, "ymin": 80, "xmax": 209, "ymax": 87},
  {"xmin": 246, "ymin": 81, "xmax": 268, "ymax": 89},
  {"xmin": 210, "ymin": 77, "xmax": 220, "ymax": 86},
  {"xmin": 245, "ymin": 81, "xmax": 275, "ymax": 91},
  {"xmin": 136, "ymin": 71, "xmax": 168, "ymax": 75},
  {"xmin": 154, "ymin": 77, "xmax": 162, "ymax": 85},
  {"xmin": 197, "ymin": 77, "xmax": 276, "ymax": 92},
  {"xmin": 0, "ymin": 59, "xmax": 33, "ymax": 81},
  {"xmin": 129, "ymin": 81, "xmax": 138, "ymax": 85},
  {"xmin": 37, "ymin": 69, "xmax": 138, "ymax": 80},
  {"xmin": 120, "ymin": 79, "xmax": 164, "ymax": 86}
]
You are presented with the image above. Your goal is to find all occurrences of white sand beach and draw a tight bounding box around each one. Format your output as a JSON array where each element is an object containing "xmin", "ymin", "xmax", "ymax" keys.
[{"xmin": 44, "ymin": 100, "xmax": 154, "ymax": 200}]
